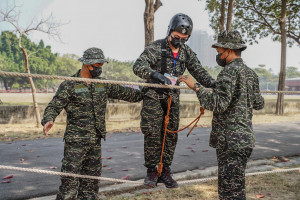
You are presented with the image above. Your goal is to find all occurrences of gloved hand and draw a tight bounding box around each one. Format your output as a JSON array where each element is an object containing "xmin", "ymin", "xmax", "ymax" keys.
[
  {"xmin": 211, "ymin": 80, "xmax": 217, "ymax": 88},
  {"xmin": 151, "ymin": 71, "xmax": 172, "ymax": 85}
]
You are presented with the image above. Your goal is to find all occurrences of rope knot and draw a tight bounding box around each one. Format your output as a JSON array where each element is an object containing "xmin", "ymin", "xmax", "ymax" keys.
[
  {"xmin": 200, "ymin": 107, "xmax": 205, "ymax": 115},
  {"xmin": 164, "ymin": 115, "xmax": 169, "ymax": 125}
]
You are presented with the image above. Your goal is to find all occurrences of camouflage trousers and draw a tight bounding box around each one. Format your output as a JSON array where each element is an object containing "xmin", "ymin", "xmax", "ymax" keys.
[
  {"xmin": 56, "ymin": 141, "xmax": 102, "ymax": 200},
  {"xmin": 140, "ymin": 95, "xmax": 179, "ymax": 168},
  {"xmin": 216, "ymin": 146, "xmax": 253, "ymax": 200}
]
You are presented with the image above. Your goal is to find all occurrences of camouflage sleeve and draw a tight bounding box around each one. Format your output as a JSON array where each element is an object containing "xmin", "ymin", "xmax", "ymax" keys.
[
  {"xmin": 106, "ymin": 84, "xmax": 142, "ymax": 102},
  {"xmin": 186, "ymin": 49, "xmax": 216, "ymax": 88},
  {"xmin": 253, "ymin": 74, "xmax": 265, "ymax": 110},
  {"xmin": 133, "ymin": 45, "xmax": 158, "ymax": 79},
  {"xmin": 41, "ymin": 81, "xmax": 71, "ymax": 126},
  {"xmin": 195, "ymin": 68, "xmax": 235, "ymax": 113}
]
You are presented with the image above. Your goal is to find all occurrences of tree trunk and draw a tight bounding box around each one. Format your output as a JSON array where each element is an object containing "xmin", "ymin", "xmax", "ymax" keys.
[
  {"xmin": 46, "ymin": 79, "xmax": 48, "ymax": 94},
  {"xmin": 226, "ymin": 0, "xmax": 234, "ymax": 30},
  {"xmin": 19, "ymin": 36, "xmax": 41, "ymax": 127},
  {"xmin": 144, "ymin": 0, "xmax": 162, "ymax": 46},
  {"xmin": 275, "ymin": 0, "xmax": 287, "ymax": 115},
  {"xmin": 0, "ymin": 76, "xmax": 9, "ymax": 91},
  {"xmin": 219, "ymin": 0, "xmax": 226, "ymax": 31}
]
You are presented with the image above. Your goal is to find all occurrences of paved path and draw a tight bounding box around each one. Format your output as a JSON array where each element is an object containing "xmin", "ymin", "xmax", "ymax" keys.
[{"xmin": 0, "ymin": 122, "xmax": 299, "ymax": 200}]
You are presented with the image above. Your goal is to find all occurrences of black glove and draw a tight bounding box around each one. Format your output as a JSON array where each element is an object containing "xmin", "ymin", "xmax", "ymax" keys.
[
  {"xmin": 151, "ymin": 71, "xmax": 172, "ymax": 85},
  {"xmin": 211, "ymin": 80, "xmax": 217, "ymax": 88}
]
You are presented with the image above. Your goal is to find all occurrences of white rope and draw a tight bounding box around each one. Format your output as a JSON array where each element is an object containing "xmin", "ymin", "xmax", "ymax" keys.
[
  {"xmin": 0, "ymin": 71, "xmax": 187, "ymax": 89},
  {"xmin": 0, "ymin": 165, "xmax": 142, "ymax": 184},
  {"xmin": 178, "ymin": 167, "xmax": 300, "ymax": 185},
  {"xmin": 1, "ymin": 165, "xmax": 299, "ymax": 185},
  {"xmin": 1, "ymin": 70, "xmax": 300, "ymax": 94}
]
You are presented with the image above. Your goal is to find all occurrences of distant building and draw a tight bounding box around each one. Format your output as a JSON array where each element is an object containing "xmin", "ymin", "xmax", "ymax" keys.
[
  {"xmin": 285, "ymin": 78, "xmax": 300, "ymax": 91},
  {"xmin": 187, "ymin": 30, "xmax": 216, "ymax": 67}
]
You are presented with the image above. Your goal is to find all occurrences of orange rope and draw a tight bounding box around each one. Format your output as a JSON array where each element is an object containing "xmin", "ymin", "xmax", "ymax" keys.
[{"xmin": 157, "ymin": 95, "xmax": 205, "ymax": 176}]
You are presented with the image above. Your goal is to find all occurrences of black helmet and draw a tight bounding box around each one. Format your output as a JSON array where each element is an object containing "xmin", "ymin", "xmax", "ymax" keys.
[{"xmin": 167, "ymin": 13, "xmax": 193, "ymax": 36}]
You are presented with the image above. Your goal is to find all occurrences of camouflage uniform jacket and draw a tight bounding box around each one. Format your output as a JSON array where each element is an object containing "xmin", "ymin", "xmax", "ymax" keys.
[
  {"xmin": 133, "ymin": 38, "xmax": 216, "ymax": 97},
  {"xmin": 195, "ymin": 58, "xmax": 264, "ymax": 150},
  {"xmin": 41, "ymin": 70, "xmax": 142, "ymax": 143}
]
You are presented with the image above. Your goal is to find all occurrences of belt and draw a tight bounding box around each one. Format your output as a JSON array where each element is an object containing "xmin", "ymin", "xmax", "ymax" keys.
[
  {"xmin": 156, "ymin": 93, "xmax": 169, "ymax": 100},
  {"xmin": 146, "ymin": 92, "xmax": 169, "ymax": 100}
]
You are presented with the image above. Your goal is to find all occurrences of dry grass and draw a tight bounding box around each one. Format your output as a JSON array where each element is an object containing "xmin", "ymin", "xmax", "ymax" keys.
[
  {"xmin": 1, "ymin": 93, "xmax": 300, "ymax": 105},
  {"xmin": 1, "ymin": 93, "xmax": 300, "ymax": 142},
  {"xmin": 1, "ymin": 113, "xmax": 300, "ymax": 142},
  {"xmin": 0, "ymin": 122, "xmax": 66, "ymax": 142},
  {"xmin": 108, "ymin": 165, "xmax": 300, "ymax": 200}
]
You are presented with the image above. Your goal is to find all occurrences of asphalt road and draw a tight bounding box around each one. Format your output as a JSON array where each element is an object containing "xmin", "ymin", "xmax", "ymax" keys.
[{"xmin": 0, "ymin": 122, "xmax": 299, "ymax": 200}]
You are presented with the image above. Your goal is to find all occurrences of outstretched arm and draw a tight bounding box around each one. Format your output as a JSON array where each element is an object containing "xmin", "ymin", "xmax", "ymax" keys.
[
  {"xmin": 186, "ymin": 51, "xmax": 216, "ymax": 88},
  {"xmin": 106, "ymin": 84, "xmax": 142, "ymax": 102},
  {"xmin": 179, "ymin": 71, "xmax": 235, "ymax": 113}
]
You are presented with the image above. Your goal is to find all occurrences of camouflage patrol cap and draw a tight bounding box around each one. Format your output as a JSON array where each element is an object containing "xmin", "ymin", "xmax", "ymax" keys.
[
  {"xmin": 78, "ymin": 47, "xmax": 108, "ymax": 65},
  {"xmin": 212, "ymin": 30, "xmax": 247, "ymax": 51}
]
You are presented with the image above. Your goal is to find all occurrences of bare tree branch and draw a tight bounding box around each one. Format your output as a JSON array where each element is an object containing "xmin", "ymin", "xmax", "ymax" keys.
[
  {"xmin": 0, "ymin": 0, "xmax": 64, "ymax": 127},
  {"xmin": 154, "ymin": 0, "xmax": 162, "ymax": 12},
  {"xmin": 247, "ymin": 1, "xmax": 280, "ymax": 35},
  {"xmin": 0, "ymin": 3, "xmax": 63, "ymax": 42},
  {"xmin": 28, "ymin": 49, "xmax": 40, "ymax": 58}
]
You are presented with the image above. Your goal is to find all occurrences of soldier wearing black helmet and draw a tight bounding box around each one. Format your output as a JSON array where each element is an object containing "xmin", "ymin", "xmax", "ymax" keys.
[{"xmin": 133, "ymin": 13, "xmax": 216, "ymax": 188}]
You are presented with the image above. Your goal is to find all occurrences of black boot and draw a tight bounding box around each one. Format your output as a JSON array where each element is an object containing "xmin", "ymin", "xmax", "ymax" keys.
[
  {"xmin": 158, "ymin": 166, "xmax": 178, "ymax": 188},
  {"xmin": 144, "ymin": 167, "xmax": 158, "ymax": 187}
]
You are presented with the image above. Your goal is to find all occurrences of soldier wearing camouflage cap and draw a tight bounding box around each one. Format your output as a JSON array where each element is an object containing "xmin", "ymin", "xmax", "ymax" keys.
[
  {"xmin": 42, "ymin": 47, "xmax": 142, "ymax": 200},
  {"xmin": 78, "ymin": 47, "xmax": 108, "ymax": 65},
  {"xmin": 179, "ymin": 30, "xmax": 264, "ymax": 200}
]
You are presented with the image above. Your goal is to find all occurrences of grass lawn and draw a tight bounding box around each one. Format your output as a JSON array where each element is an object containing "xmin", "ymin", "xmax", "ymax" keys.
[{"xmin": 107, "ymin": 165, "xmax": 300, "ymax": 200}]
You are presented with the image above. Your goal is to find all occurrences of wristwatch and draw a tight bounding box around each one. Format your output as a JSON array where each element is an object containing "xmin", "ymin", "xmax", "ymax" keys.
[{"xmin": 193, "ymin": 82, "xmax": 201, "ymax": 92}]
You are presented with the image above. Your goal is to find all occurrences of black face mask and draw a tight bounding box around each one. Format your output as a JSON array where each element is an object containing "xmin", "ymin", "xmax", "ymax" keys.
[
  {"xmin": 170, "ymin": 36, "xmax": 187, "ymax": 49},
  {"xmin": 216, "ymin": 50, "xmax": 229, "ymax": 67},
  {"xmin": 89, "ymin": 65, "xmax": 102, "ymax": 78}
]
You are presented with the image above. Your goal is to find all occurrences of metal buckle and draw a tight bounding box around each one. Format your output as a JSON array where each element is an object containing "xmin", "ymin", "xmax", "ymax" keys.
[{"xmin": 157, "ymin": 94, "xmax": 167, "ymax": 99}]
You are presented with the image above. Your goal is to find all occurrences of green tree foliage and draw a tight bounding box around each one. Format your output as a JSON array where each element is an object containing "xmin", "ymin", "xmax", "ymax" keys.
[
  {"xmin": 0, "ymin": 31, "xmax": 142, "ymax": 90},
  {"xmin": 55, "ymin": 54, "xmax": 82, "ymax": 77},
  {"xmin": 233, "ymin": 0, "xmax": 300, "ymax": 47},
  {"xmin": 203, "ymin": 65, "xmax": 223, "ymax": 79},
  {"xmin": 253, "ymin": 65, "xmax": 278, "ymax": 91},
  {"xmin": 0, "ymin": 31, "xmax": 59, "ymax": 89},
  {"xmin": 286, "ymin": 66, "xmax": 300, "ymax": 78},
  {"xmin": 202, "ymin": 0, "xmax": 300, "ymax": 47},
  {"xmin": 201, "ymin": 0, "xmax": 228, "ymax": 35},
  {"xmin": 102, "ymin": 58, "xmax": 141, "ymax": 82}
]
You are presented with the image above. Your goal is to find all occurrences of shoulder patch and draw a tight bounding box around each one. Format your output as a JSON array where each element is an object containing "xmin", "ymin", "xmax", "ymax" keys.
[
  {"xmin": 74, "ymin": 84, "xmax": 88, "ymax": 93},
  {"xmin": 95, "ymin": 83, "xmax": 105, "ymax": 92}
]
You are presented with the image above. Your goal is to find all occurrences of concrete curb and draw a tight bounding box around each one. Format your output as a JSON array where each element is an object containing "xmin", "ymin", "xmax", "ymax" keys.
[{"xmin": 29, "ymin": 155, "xmax": 300, "ymax": 200}]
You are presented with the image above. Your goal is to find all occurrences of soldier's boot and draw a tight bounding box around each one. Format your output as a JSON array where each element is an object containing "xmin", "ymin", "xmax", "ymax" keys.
[
  {"xmin": 158, "ymin": 166, "xmax": 178, "ymax": 188},
  {"xmin": 144, "ymin": 167, "xmax": 158, "ymax": 188}
]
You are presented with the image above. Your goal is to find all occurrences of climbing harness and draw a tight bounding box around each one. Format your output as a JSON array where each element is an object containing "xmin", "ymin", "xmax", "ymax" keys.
[{"xmin": 157, "ymin": 95, "xmax": 205, "ymax": 176}]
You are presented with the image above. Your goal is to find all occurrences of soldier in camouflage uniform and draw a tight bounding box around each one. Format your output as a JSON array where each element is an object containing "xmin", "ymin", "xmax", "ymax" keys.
[
  {"xmin": 179, "ymin": 30, "xmax": 265, "ymax": 200},
  {"xmin": 133, "ymin": 13, "xmax": 216, "ymax": 188},
  {"xmin": 42, "ymin": 47, "xmax": 142, "ymax": 200}
]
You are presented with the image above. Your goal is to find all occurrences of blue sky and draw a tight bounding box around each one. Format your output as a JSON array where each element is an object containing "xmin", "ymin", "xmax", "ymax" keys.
[{"xmin": 0, "ymin": 0, "xmax": 299, "ymax": 74}]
